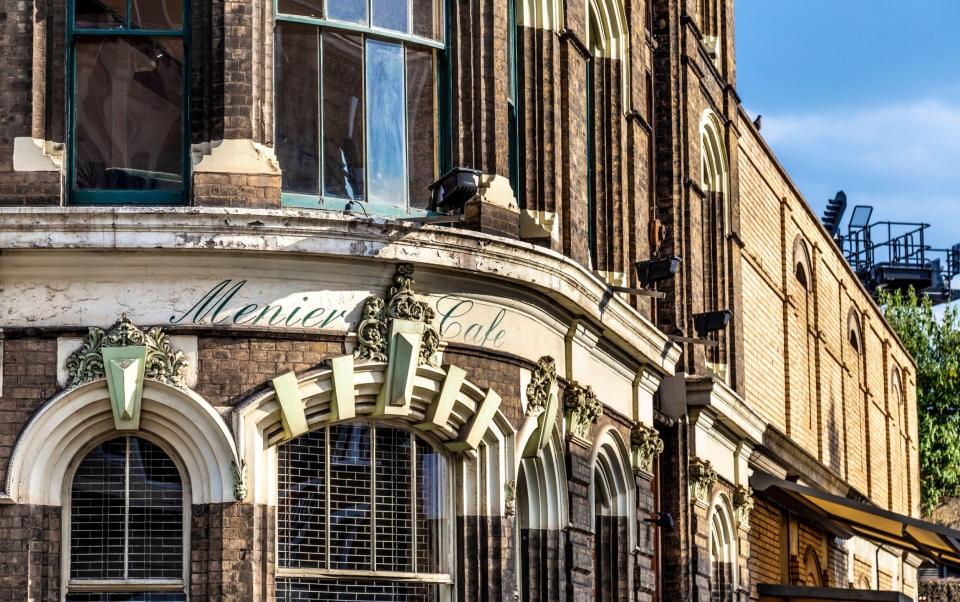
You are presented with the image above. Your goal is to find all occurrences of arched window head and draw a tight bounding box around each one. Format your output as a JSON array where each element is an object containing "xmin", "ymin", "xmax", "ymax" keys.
[
  {"xmin": 793, "ymin": 238, "xmax": 812, "ymax": 290},
  {"xmin": 802, "ymin": 546, "xmax": 823, "ymax": 586},
  {"xmin": 68, "ymin": 436, "xmax": 186, "ymax": 600},
  {"xmin": 848, "ymin": 310, "xmax": 863, "ymax": 355},
  {"xmin": 591, "ymin": 430, "xmax": 633, "ymax": 602},
  {"xmin": 586, "ymin": 0, "xmax": 628, "ymax": 61},
  {"xmin": 276, "ymin": 422, "xmax": 452, "ymax": 600},
  {"xmin": 708, "ymin": 495, "xmax": 737, "ymax": 601},
  {"xmin": 700, "ymin": 111, "xmax": 729, "ymax": 200}
]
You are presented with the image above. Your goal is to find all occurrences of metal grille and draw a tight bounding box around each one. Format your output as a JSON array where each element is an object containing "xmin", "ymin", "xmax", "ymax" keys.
[
  {"xmin": 65, "ymin": 594, "xmax": 186, "ymax": 602},
  {"xmin": 276, "ymin": 578, "xmax": 438, "ymax": 601},
  {"xmin": 329, "ymin": 423, "xmax": 372, "ymax": 569},
  {"xmin": 277, "ymin": 423, "xmax": 448, "ymax": 578},
  {"xmin": 70, "ymin": 436, "xmax": 184, "ymax": 586},
  {"xmin": 279, "ymin": 428, "xmax": 328, "ymax": 568},
  {"xmin": 375, "ymin": 426, "xmax": 413, "ymax": 572}
]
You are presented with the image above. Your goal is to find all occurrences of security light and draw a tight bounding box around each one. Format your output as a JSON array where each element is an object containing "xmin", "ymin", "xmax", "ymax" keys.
[
  {"xmin": 429, "ymin": 167, "xmax": 482, "ymax": 213},
  {"xmin": 634, "ymin": 256, "xmax": 682, "ymax": 288},
  {"xmin": 693, "ymin": 309, "xmax": 732, "ymax": 338}
]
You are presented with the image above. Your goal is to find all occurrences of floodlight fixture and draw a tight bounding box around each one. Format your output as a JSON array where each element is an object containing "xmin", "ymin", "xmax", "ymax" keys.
[
  {"xmin": 634, "ymin": 256, "xmax": 682, "ymax": 288},
  {"xmin": 693, "ymin": 309, "xmax": 732, "ymax": 338},
  {"xmin": 429, "ymin": 166, "xmax": 482, "ymax": 213}
]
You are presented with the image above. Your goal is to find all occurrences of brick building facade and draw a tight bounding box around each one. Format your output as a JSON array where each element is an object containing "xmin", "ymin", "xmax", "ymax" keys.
[{"xmin": 0, "ymin": 0, "xmax": 940, "ymax": 601}]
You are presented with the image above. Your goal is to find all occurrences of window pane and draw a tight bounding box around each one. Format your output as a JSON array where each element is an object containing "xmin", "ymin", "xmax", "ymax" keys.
[
  {"xmin": 406, "ymin": 46, "xmax": 435, "ymax": 209},
  {"xmin": 278, "ymin": 429, "xmax": 327, "ymax": 569},
  {"xmin": 416, "ymin": 436, "xmax": 446, "ymax": 573},
  {"xmin": 277, "ymin": 0, "xmax": 323, "ymax": 18},
  {"xmin": 71, "ymin": 438, "xmax": 126, "ymax": 580},
  {"xmin": 66, "ymin": 594, "xmax": 186, "ymax": 602},
  {"xmin": 322, "ymin": 32, "xmax": 365, "ymax": 201},
  {"xmin": 277, "ymin": 578, "xmax": 439, "ymax": 601},
  {"xmin": 74, "ymin": 37, "xmax": 183, "ymax": 191},
  {"xmin": 329, "ymin": 424, "xmax": 372, "ymax": 570},
  {"xmin": 131, "ymin": 0, "xmax": 183, "ymax": 30},
  {"xmin": 327, "ymin": 0, "xmax": 368, "ymax": 25},
  {"xmin": 411, "ymin": 0, "xmax": 439, "ymax": 40},
  {"xmin": 375, "ymin": 428, "xmax": 413, "ymax": 572},
  {"xmin": 372, "ymin": 0, "xmax": 408, "ymax": 33},
  {"xmin": 276, "ymin": 23, "xmax": 320, "ymax": 195},
  {"xmin": 75, "ymin": 0, "xmax": 125, "ymax": 29},
  {"xmin": 365, "ymin": 38, "xmax": 406, "ymax": 206},
  {"xmin": 126, "ymin": 438, "xmax": 183, "ymax": 579}
]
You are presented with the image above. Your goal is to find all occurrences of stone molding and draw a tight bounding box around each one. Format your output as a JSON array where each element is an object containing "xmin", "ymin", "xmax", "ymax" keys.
[
  {"xmin": 733, "ymin": 484, "xmax": 755, "ymax": 528},
  {"xmin": 631, "ymin": 423, "xmax": 664, "ymax": 474},
  {"xmin": 564, "ymin": 383, "xmax": 603, "ymax": 441},
  {"xmin": 525, "ymin": 356, "xmax": 557, "ymax": 417},
  {"xmin": 689, "ymin": 457, "xmax": 718, "ymax": 504}
]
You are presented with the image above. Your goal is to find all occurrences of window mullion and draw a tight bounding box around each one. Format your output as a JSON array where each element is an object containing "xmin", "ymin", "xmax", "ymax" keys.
[
  {"xmin": 123, "ymin": 435, "xmax": 131, "ymax": 581},
  {"xmin": 411, "ymin": 432, "xmax": 417, "ymax": 572},
  {"xmin": 370, "ymin": 424, "xmax": 377, "ymax": 571}
]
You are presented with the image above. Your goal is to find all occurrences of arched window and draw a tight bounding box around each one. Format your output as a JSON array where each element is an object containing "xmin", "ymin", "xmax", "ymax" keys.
[
  {"xmin": 793, "ymin": 239, "xmax": 816, "ymax": 433},
  {"xmin": 803, "ymin": 546, "xmax": 823, "ymax": 586},
  {"xmin": 847, "ymin": 310, "xmax": 868, "ymax": 480},
  {"xmin": 276, "ymin": 422, "xmax": 452, "ymax": 600},
  {"xmin": 700, "ymin": 111, "xmax": 730, "ymax": 371},
  {"xmin": 68, "ymin": 0, "xmax": 188, "ymax": 204},
  {"xmin": 275, "ymin": 0, "xmax": 445, "ymax": 214},
  {"xmin": 67, "ymin": 436, "xmax": 186, "ymax": 600},
  {"xmin": 592, "ymin": 434, "xmax": 631, "ymax": 602},
  {"xmin": 708, "ymin": 496, "xmax": 736, "ymax": 602},
  {"xmin": 893, "ymin": 368, "xmax": 911, "ymax": 512}
]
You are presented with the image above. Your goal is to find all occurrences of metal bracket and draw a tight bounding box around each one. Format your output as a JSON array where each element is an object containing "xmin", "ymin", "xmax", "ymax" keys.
[{"xmin": 608, "ymin": 285, "xmax": 666, "ymax": 299}]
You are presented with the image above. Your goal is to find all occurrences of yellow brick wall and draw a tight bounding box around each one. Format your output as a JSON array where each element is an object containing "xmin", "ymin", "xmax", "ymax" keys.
[{"xmin": 737, "ymin": 113, "xmax": 919, "ymax": 514}]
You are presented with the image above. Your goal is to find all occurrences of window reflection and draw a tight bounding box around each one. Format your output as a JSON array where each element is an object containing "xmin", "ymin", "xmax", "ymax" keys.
[
  {"xmin": 327, "ymin": 0, "xmax": 368, "ymax": 24},
  {"xmin": 372, "ymin": 0, "xmax": 409, "ymax": 33},
  {"xmin": 74, "ymin": 37, "xmax": 183, "ymax": 191},
  {"xmin": 365, "ymin": 39, "xmax": 407, "ymax": 205},
  {"xmin": 323, "ymin": 32, "xmax": 365, "ymax": 200}
]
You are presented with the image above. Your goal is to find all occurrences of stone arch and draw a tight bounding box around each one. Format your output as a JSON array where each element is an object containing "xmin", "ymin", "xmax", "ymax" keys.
[
  {"xmin": 803, "ymin": 545, "xmax": 823, "ymax": 586},
  {"xmin": 517, "ymin": 0, "xmax": 564, "ymax": 30},
  {"xmin": 793, "ymin": 236, "xmax": 813, "ymax": 289},
  {"xmin": 586, "ymin": 0, "xmax": 628, "ymax": 60},
  {"xmin": 708, "ymin": 492, "xmax": 738, "ymax": 598},
  {"xmin": 233, "ymin": 360, "xmax": 516, "ymax": 514},
  {"xmin": 517, "ymin": 427, "xmax": 569, "ymax": 530},
  {"xmin": 4, "ymin": 380, "xmax": 239, "ymax": 505},
  {"xmin": 589, "ymin": 425, "xmax": 633, "ymax": 519},
  {"xmin": 848, "ymin": 309, "xmax": 863, "ymax": 354},
  {"xmin": 700, "ymin": 110, "xmax": 729, "ymax": 200}
]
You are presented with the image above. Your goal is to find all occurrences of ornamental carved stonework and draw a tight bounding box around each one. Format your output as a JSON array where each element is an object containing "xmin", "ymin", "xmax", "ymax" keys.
[
  {"xmin": 733, "ymin": 484, "xmax": 755, "ymax": 527},
  {"xmin": 65, "ymin": 314, "xmax": 187, "ymax": 388},
  {"xmin": 526, "ymin": 356, "xmax": 557, "ymax": 417},
  {"xmin": 354, "ymin": 263, "xmax": 440, "ymax": 366},
  {"xmin": 631, "ymin": 423, "xmax": 664, "ymax": 474},
  {"xmin": 231, "ymin": 459, "xmax": 248, "ymax": 502},
  {"xmin": 564, "ymin": 383, "xmax": 603, "ymax": 440},
  {"xmin": 689, "ymin": 458, "xmax": 718, "ymax": 504}
]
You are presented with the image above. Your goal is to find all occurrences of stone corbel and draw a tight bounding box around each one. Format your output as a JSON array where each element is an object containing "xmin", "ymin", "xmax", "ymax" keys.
[
  {"xmin": 733, "ymin": 485, "xmax": 755, "ymax": 528},
  {"xmin": 564, "ymin": 383, "xmax": 603, "ymax": 443},
  {"xmin": 522, "ymin": 356, "xmax": 559, "ymax": 458},
  {"xmin": 689, "ymin": 457, "xmax": 718, "ymax": 505},
  {"xmin": 631, "ymin": 423, "xmax": 664, "ymax": 475}
]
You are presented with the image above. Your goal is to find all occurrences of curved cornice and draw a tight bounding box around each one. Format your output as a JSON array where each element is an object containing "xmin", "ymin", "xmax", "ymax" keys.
[{"xmin": 0, "ymin": 207, "xmax": 681, "ymax": 375}]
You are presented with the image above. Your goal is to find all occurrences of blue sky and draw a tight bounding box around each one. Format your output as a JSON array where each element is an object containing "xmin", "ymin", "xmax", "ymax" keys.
[{"xmin": 736, "ymin": 0, "xmax": 960, "ymax": 252}]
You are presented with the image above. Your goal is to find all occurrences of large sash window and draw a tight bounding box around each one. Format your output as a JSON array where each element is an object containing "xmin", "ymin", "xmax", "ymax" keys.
[
  {"xmin": 277, "ymin": 422, "xmax": 451, "ymax": 601},
  {"xmin": 275, "ymin": 0, "xmax": 444, "ymax": 215}
]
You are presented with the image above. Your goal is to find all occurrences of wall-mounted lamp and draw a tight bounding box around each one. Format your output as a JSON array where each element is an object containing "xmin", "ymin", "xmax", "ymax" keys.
[
  {"xmin": 693, "ymin": 309, "xmax": 732, "ymax": 338},
  {"xmin": 643, "ymin": 512, "xmax": 675, "ymax": 529},
  {"xmin": 429, "ymin": 166, "xmax": 482, "ymax": 213},
  {"xmin": 635, "ymin": 256, "xmax": 682, "ymax": 288}
]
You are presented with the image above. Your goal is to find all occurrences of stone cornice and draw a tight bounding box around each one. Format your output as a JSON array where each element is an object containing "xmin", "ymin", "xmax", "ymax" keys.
[{"xmin": 0, "ymin": 207, "xmax": 682, "ymax": 376}]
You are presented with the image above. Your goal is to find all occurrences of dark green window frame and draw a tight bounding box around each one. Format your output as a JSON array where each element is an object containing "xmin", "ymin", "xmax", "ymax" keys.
[
  {"xmin": 66, "ymin": 0, "xmax": 190, "ymax": 206},
  {"xmin": 274, "ymin": 0, "xmax": 451, "ymax": 218}
]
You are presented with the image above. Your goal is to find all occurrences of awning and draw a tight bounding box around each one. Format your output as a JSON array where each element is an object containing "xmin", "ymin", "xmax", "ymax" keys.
[{"xmin": 751, "ymin": 471, "xmax": 960, "ymax": 567}]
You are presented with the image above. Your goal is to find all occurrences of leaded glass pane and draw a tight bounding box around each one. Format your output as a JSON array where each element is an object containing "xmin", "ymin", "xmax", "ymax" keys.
[
  {"xmin": 327, "ymin": 0, "xmax": 368, "ymax": 25},
  {"xmin": 75, "ymin": 0, "xmax": 125, "ymax": 29},
  {"xmin": 278, "ymin": 429, "xmax": 328, "ymax": 568},
  {"xmin": 372, "ymin": 0, "xmax": 409, "ymax": 33},
  {"xmin": 329, "ymin": 424, "xmax": 372, "ymax": 569},
  {"xmin": 71, "ymin": 438, "xmax": 126, "ymax": 580},
  {"xmin": 406, "ymin": 46, "xmax": 435, "ymax": 209},
  {"xmin": 74, "ymin": 37, "xmax": 183, "ymax": 191},
  {"xmin": 277, "ymin": 578, "xmax": 439, "ymax": 601},
  {"xmin": 322, "ymin": 32, "xmax": 365, "ymax": 201},
  {"xmin": 276, "ymin": 23, "xmax": 320, "ymax": 196},
  {"xmin": 375, "ymin": 428, "xmax": 413, "ymax": 572},
  {"xmin": 416, "ymin": 436, "xmax": 445, "ymax": 573},
  {"xmin": 130, "ymin": 0, "xmax": 183, "ymax": 30},
  {"xmin": 66, "ymin": 594, "xmax": 186, "ymax": 602},
  {"xmin": 365, "ymin": 39, "xmax": 406, "ymax": 206},
  {"xmin": 126, "ymin": 438, "xmax": 183, "ymax": 579}
]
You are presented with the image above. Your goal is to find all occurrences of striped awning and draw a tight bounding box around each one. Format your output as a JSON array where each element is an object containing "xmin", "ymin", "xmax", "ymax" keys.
[{"xmin": 751, "ymin": 471, "xmax": 960, "ymax": 567}]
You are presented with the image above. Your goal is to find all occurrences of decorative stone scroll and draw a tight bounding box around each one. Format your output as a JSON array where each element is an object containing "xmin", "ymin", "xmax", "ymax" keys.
[
  {"xmin": 733, "ymin": 484, "xmax": 755, "ymax": 527},
  {"xmin": 354, "ymin": 263, "xmax": 440, "ymax": 366},
  {"xmin": 66, "ymin": 313, "xmax": 187, "ymax": 388},
  {"xmin": 630, "ymin": 423, "xmax": 664, "ymax": 474},
  {"xmin": 564, "ymin": 383, "xmax": 603, "ymax": 441},
  {"xmin": 689, "ymin": 458, "xmax": 718, "ymax": 504}
]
